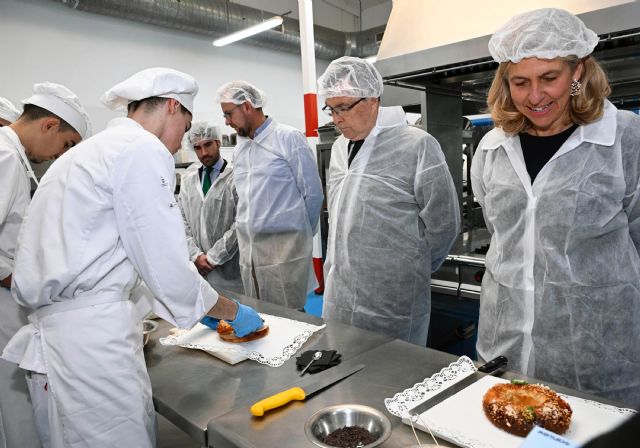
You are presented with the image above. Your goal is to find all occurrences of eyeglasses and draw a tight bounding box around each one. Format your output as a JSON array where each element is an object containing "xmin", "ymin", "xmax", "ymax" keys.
[
  {"xmin": 222, "ymin": 105, "xmax": 241, "ymax": 119},
  {"xmin": 322, "ymin": 98, "xmax": 365, "ymax": 117}
]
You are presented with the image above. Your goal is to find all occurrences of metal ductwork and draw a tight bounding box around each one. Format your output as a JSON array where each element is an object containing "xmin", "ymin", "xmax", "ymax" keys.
[{"xmin": 52, "ymin": 0, "xmax": 384, "ymax": 61}]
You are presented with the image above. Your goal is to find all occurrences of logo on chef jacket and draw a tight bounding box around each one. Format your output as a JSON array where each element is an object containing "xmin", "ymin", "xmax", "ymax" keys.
[{"xmin": 159, "ymin": 175, "xmax": 177, "ymax": 208}]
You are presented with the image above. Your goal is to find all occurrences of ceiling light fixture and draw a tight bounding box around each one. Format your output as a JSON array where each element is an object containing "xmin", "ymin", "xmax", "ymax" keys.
[{"xmin": 213, "ymin": 15, "xmax": 284, "ymax": 47}]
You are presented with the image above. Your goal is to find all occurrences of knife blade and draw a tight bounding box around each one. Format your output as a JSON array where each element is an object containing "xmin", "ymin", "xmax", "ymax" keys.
[
  {"xmin": 250, "ymin": 363, "xmax": 365, "ymax": 416},
  {"xmin": 409, "ymin": 370, "xmax": 486, "ymax": 416},
  {"xmin": 408, "ymin": 355, "xmax": 508, "ymax": 416}
]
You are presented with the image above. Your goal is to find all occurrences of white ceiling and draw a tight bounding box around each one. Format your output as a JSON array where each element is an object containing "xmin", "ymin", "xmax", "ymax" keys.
[{"xmin": 231, "ymin": 0, "xmax": 393, "ymax": 31}]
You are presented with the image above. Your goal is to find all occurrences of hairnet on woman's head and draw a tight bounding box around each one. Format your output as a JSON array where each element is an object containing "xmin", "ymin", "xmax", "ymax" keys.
[
  {"xmin": 189, "ymin": 122, "xmax": 221, "ymax": 144},
  {"xmin": 215, "ymin": 81, "xmax": 266, "ymax": 108},
  {"xmin": 489, "ymin": 8, "xmax": 599, "ymax": 63},
  {"xmin": 0, "ymin": 97, "xmax": 21, "ymax": 123},
  {"xmin": 317, "ymin": 56, "xmax": 384, "ymax": 98}
]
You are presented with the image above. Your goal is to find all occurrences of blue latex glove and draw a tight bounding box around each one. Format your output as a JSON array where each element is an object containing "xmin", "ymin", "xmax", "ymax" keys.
[
  {"xmin": 228, "ymin": 302, "xmax": 264, "ymax": 337},
  {"xmin": 200, "ymin": 316, "xmax": 220, "ymax": 331}
]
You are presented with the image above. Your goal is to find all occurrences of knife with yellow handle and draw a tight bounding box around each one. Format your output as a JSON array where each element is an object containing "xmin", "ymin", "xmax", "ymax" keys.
[{"xmin": 250, "ymin": 363, "xmax": 365, "ymax": 416}]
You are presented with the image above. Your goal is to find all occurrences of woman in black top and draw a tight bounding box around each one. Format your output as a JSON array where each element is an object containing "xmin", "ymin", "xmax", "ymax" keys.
[{"xmin": 471, "ymin": 8, "xmax": 640, "ymax": 407}]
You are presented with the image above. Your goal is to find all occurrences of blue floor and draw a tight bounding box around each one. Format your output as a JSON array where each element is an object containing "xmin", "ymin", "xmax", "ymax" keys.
[{"xmin": 304, "ymin": 292, "xmax": 323, "ymax": 317}]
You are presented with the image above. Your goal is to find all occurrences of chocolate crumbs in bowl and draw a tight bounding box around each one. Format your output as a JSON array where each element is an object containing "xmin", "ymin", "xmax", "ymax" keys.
[{"xmin": 323, "ymin": 426, "xmax": 378, "ymax": 447}]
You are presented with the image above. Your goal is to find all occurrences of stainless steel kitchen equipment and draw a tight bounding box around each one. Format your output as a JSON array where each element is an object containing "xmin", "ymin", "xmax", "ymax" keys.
[
  {"xmin": 305, "ymin": 404, "xmax": 392, "ymax": 448},
  {"xmin": 144, "ymin": 291, "xmax": 635, "ymax": 447}
]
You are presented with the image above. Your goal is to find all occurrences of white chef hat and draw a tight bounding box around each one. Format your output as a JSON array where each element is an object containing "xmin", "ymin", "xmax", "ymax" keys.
[
  {"xmin": 0, "ymin": 97, "xmax": 21, "ymax": 123},
  {"xmin": 101, "ymin": 67, "xmax": 199, "ymax": 114},
  {"xmin": 215, "ymin": 81, "xmax": 266, "ymax": 108},
  {"xmin": 189, "ymin": 122, "xmax": 221, "ymax": 145},
  {"xmin": 22, "ymin": 82, "xmax": 92, "ymax": 139},
  {"xmin": 317, "ymin": 56, "xmax": 384, "ymax": 99},
  {"xmin": 489, "ymin": 8, "xmax": 599, "ymax": 63}
]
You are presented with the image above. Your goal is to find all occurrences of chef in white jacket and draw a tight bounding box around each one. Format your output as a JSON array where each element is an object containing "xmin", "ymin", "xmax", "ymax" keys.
[
  {"xmin": 216, "ymin": 81, "xmax": 323, "ymax": 309},
  {"xmin": 178, "ymin": 122, "xmax": 243, "ymax": 292},
  {"xmin": 0, "ymin": 97, "xmax": 21, "ymax": 127},
  {"xmin": 2, "ymin": 68, "xmax": 263, "ymax": 448},
  {"xmin": 317, "ymin": 57, "xmax": 460, "ymax": 345},
  {"xmin": 0, "ymin": 83, "xmax": 90, "ymax": 448}
]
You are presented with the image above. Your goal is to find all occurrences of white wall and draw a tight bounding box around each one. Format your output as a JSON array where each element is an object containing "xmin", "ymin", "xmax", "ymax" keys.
[{"xmin": 0, "ymin": 0, "xmax": 330, "ymax": 137}]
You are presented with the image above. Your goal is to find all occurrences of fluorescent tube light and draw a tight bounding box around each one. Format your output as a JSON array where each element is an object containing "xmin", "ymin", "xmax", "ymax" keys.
[{"xmin": 213, "ymin": 16, "xmax": 284, "ymax": 47}]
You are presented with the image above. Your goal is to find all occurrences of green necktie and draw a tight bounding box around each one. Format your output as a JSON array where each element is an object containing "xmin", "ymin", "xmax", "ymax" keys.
[{"xmin": 202, "ymin": 166, "xmax": 214, "ymax": 195}]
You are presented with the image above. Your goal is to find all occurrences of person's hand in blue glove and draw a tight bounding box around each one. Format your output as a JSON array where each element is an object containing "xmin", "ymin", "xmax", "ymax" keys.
[
  {"xmin": 228, "ymin": 302, "xmax": 263, "ymax": 337},
  {"xmin": 200, "ymin": 316, "xmax": 220, "ymax": 330}
]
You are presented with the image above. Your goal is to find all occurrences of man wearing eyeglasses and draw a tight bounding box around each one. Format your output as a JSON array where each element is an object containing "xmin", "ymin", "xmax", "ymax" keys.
[
  {"xmin": 317, "ymin": 57, "xmax": 460, "ymax": 346},
  {"xmin": 215, "ymin": 81, "xmax": 323, "ymax": 310}
]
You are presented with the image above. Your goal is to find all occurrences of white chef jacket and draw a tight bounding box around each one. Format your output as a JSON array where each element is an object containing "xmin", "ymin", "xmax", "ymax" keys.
[
  {"xmin": 3, "ymin": 117, "xmax": 218, "ymax": 447},
  {"xmin": 0, "ymin": 126, "xmax": 42, "ymax": 447},
  {"xmin": 0, "ymin": 127, "xmax": 32, "ymax": 281}
]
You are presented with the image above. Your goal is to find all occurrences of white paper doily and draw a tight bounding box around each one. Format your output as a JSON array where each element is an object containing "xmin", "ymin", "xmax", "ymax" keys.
[
  {"xmin": 159, "ymin": 313, "xmax": 325, "ymax": 367},
  {"xmin": 384, "ymin": 356, "xmax": 477, "ymax": 418}
]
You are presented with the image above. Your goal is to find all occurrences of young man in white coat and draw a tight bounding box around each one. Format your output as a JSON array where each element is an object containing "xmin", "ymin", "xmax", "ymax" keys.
[
  {"xmin": 178, "ymin": 122, "xmax": 243, "ymax": 292},
  {"xmin": 2, "ymin": 68, "xmax": 263, "ymax": 448},
  {"xmin": 216, "ymin": 81, "xmax": 323, "ymax": 309},
  {"xmin": 0, "ymin": 83, "xmax": 90, "ymax": 448},
  {"xmin": 317, "ymin": 57, "xmax": 460, "ymax": 345}
]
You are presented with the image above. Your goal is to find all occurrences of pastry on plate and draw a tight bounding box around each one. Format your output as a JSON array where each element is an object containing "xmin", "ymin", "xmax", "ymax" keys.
[
  {"xmin": 217, "ymin": 319, "xmax": 269, "ymax": 343},
  {"xmin": 482, "ymin": 381, "xmax": 572, "ymax": 436}
]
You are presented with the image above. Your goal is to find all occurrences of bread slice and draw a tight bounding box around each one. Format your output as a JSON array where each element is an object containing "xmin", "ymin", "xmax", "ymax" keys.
[{"xmin": 217, "ymin": 319, "xmax": 269, "ymax": 343}]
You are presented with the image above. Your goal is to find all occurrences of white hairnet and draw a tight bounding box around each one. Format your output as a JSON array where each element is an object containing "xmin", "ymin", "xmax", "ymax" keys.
[
  {"xmin": 23, "ymin": 82, "xmax": 92, "ymax": 139},
  {"xmin": 0, "ymin": 97, "xmax": 21, "ymax": 123},
  {"xmin": 215, "ymin": 81, "xmax": 266, "ymax": 108},
  {"xmin": 489, "ymin": 8, "xmax": 599, "ymax": 63},
  {"xmin": 189, "ymin": 122, "xmax": 221, "ymax": 144},
  {"xmin": 317, "ymin": 56, "xmax": 383, "ymax": 98},
  {"xmin": 102, "ymin": 67, "xmax": 199, "ymax": 114}
]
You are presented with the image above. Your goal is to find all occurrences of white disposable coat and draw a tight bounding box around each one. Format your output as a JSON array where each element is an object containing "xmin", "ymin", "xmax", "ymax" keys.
[
  {"xmin": 471, "ymin": 101, "xmax": 640, "ymax": 407},
  {"xmin": 233, "ymin": 119, "xmax": 323, "ymax": 309},
  {"xmin": 2, "ymin": 118, "xmax": 218, "ymax": 447},
  {"xmin": 322, "ymin": 107, "xmax": 460, "ymax": 345},
  {"xmin": 0, "ymin": 127, "xmax": 42, "ymax": 447},
  {"xmin": 178, "ymin": 161, "xmax": 243, "ymax": 292}
]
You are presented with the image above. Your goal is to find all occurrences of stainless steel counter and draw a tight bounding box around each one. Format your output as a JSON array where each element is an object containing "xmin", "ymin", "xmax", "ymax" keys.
[
  {"xmin": 146, "ymin": 290, "xmax": 630, "ymax": 447},
  {"xmin": 145, "ymin": 290, "xmax": 394, "ymax": 446},
  {"xmin": 206, "ymin": 339, "xmax": 628, "ymax": 448}
]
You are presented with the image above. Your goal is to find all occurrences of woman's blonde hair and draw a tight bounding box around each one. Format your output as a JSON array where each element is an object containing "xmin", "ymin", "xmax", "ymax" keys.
[{"xmin": 487, "ymin": 56, "xmax": 611, "ymax": 134}]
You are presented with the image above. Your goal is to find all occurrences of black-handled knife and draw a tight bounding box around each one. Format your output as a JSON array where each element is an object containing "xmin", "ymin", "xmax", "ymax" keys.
[{"xmin": 477, "ymin": 355, "xmax": 508, "ymax": 375}]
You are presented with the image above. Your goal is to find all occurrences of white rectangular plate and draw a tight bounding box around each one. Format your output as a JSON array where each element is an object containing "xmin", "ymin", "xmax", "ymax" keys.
[{"xmin": 403, "ymin": 376, "xmax": 635, "ymax": 448}]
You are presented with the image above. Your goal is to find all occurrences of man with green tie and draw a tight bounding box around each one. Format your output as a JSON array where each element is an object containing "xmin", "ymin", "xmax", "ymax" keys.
[{"xmin": 178, "ymin": 123, "xmax": 242, "ymax": 292}]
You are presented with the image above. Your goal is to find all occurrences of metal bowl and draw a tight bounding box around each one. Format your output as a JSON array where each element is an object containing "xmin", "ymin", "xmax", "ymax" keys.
[
  {"xmin": 305, "ymin": 404, "xmax": 392, "ymax": 448},
  {"xmin": 142, "ymin": 319, "xmax": 159, "ymax": 346}
]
